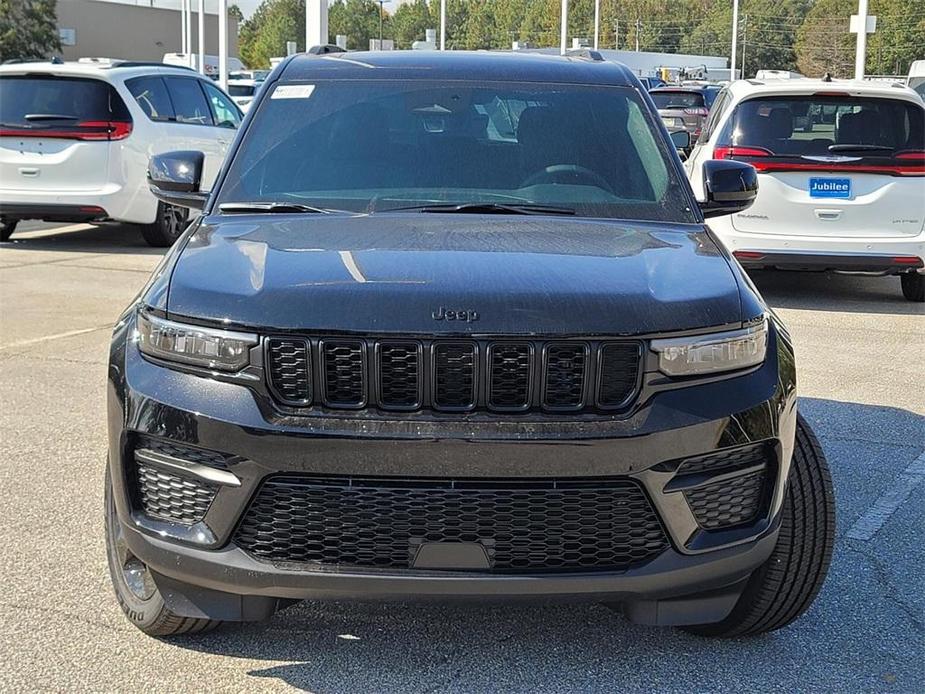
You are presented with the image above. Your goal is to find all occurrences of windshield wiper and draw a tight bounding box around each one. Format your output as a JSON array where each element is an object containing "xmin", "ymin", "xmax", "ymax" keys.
[
  {"xmin": 385, "ymin": 202, "xmax": 576, "ymax": 216},
  {"xmin": 24, "ymin": 113, "xmax": 80, "ymax": 121},
  {"xmin": 828, "ymin": 144, "xmax": 894, "ymax": 153},
  {"xmin": 219, "ymin": 202, "xmax": 341, "ymax": 214}
]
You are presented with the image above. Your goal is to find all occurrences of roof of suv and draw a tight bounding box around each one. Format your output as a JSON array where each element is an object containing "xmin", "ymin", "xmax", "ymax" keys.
[
  {"xmin": 0, "ymin": 60, "xmax": 198, "ymax": 81},
  {"xmin": 279, "ymin": 50, "xmax": 639, "ymax": 86},
  {"xmin": 725, "ymin": 77, "xmax": 922, "ymax": 103}
]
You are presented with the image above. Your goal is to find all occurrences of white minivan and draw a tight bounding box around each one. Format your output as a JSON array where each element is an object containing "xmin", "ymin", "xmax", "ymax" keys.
[
  {"xmin": 0, "ymin": 60, "xmax": 242, "ymax": 246},
  {"xmin": 685, "ymin": 78, "xmax": 925, "ymax": 301}
]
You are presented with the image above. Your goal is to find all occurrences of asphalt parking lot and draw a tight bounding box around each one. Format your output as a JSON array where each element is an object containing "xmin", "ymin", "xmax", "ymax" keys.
[{"xmin": 0, "ymin": 221, "xmax": 922, "ymax": 693}]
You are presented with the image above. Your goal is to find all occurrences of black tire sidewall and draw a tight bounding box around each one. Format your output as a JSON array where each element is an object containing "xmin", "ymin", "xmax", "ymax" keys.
[
  {"xmin": 140, "ymin": 202, "xmax": 188, "ymax": 247},
  {"xmin": 104, "ymin": 465, "xmax": 169, "ymax": 630},
  {"xmin": 901, "ymin": 273, "xmax": 924, "ymax": 302}
]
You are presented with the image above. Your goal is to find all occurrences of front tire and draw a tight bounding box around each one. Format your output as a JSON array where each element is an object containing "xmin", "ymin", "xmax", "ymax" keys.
[
  {"xmin": 683, "ymin": 414, "xmax": 835, "ymax": 638},
  {"xmin": 1, "ymin": 218, "xmax": 17, "ymax": 242},
  {"xmin": 900, "ymin": 272, "xmax": 924, "ymax": 302},
  {"xmin": 104, "ymin": 465, "xmax": 220, "ymax": 636},
  {"xmin": 138, "ymin": 201, "xmax": 188, "ymax": 247}
]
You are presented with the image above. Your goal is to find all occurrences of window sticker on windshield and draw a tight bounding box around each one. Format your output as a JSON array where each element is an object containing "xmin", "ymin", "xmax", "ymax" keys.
[{"xmin": 271, "ymin": 84, "xmax": 315, "ymax": 100}]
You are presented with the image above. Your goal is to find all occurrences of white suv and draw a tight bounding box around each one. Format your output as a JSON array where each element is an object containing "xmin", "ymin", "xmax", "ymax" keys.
[
  {"xmin": 685, "ymin": 78, "xmax": 925, "ymax": 302},
  {"xmin": 0, "ymin": 59, "xmax": 242, "ymax": 246}
]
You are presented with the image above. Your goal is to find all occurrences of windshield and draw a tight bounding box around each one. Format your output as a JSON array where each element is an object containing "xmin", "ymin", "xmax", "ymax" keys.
[
  {"xmin": 651, "ymin": 91, "xmax": 705, "ymax": 110},
  {"xmin": 718, "ymin": 95, "xmax": 924, "ymax": 157},
  {"xmin": 216, "ymin": 80, "xmax": 696, "ymax": 222}
]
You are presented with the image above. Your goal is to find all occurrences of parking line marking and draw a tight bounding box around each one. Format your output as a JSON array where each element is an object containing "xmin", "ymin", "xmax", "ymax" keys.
[
  {"xmin": 847, "ymin": 452, "xmax": 925, "ymax": 541},
  {"xmin": 0, "ymin": 324, "xmax": 110, "ymax": 352}
]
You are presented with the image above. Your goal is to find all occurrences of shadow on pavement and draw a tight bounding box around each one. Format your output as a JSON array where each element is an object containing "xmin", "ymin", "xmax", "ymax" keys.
[
  {"xmin": 161, "ymin": 398, "xmax": 924, "ymax": 693},
  {"xmin": 751, "ymin": 269, "xmax": 923, "ymax": 316},
  {"xmin": 3, "ymin": 222, "xmax": 165, "ymax": 256}
]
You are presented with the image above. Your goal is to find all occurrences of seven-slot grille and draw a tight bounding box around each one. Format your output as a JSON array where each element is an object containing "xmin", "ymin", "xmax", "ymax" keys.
[
  {"xmin": 265, "ymin": 337, "xmax": 641, "ymax": 414},
  {"xmin": 233, "ymin": 475, "xmax": 669, "ymax": 572}
]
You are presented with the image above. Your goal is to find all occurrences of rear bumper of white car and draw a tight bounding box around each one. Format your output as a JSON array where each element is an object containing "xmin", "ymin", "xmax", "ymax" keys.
[
  {"xmin": 708, "ymin": 217, "xmax": 925, "ymax": 275},
  {"xmin": 0, "ymin": 183, "xmax": 157, "ymax": 225}
]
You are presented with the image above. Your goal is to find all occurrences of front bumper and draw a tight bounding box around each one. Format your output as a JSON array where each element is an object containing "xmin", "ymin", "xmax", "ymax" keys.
[{"xmin": 107, "ymin": 316, "xmax": 797, "ymax": 625}]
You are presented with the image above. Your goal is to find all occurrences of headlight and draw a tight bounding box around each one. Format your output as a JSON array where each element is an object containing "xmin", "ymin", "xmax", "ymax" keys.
[
  {"xmin": 136, "ymin": 311, "xmax": 257, "ymax": 372},
  {"xmin": 650, "ymin": 319, "xmax": 768, "ymax": 376}
]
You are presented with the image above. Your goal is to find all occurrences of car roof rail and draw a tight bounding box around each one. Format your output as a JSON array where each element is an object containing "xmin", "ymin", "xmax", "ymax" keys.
[
  {"xmin": 565, "ymin": 48, "xmax": 605, "ymax": 61},
  {"xmin": 109, "ymin": 61, "xmax": 196, "ymax": 71}
]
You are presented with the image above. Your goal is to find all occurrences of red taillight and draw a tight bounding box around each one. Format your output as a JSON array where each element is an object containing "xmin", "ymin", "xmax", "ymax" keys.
[
  {"xmin": 73, "ymin": 120, "xmax": 133, "ymax": 141},
  {"xmin": 896, "ymin": 150, "xmax": 925, "ymax": 161},
  {"xmin": 747, "ymin": 161, "xmax": 925, "ymax": 176},
  {"xmin": 733, "ymin": 251, "xmax": 766, "ymax": 261},
  {"xmin": 0, "ymin": 120, "xmax": 131, "ymax": 141},
  {"xmin": 714, "ymin": 145, "xmax": 773, "ymax": 160},
  {"xmin": 893, "ymin": 256, "xmax": 923, "ymax": 265},
  {"xmin": 684, "ymin": 107, "xmax": 709, "ymax": 116}
]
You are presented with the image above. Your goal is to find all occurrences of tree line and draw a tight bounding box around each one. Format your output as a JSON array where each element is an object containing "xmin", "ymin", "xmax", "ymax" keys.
[
  {"xmin": 239, "ymin": 0, "xmax": 924, "ymax": 78},
  {"xmin": 0, "ymin": 0, "xmax": 921, "ymax": 80}
]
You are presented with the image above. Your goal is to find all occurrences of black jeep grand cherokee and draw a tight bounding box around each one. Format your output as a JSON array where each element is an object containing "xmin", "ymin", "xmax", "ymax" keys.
[{"xmin": 106, "ymin": 51, "xmax": 834, "ymax": 638}]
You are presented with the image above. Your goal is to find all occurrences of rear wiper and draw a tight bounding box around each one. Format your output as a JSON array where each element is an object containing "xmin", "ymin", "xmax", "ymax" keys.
[
  {"xmin": 827, "ymin": 144, "xmax": 894, "ymax": 153},
  {"xmin": 386, "ymin": 202, "xmax": 576, "ymax": 216},
  {"xmin": 24, "ymin": 113, "xmax": 80, "ymax": 121},
  {"xmin": 219, "ymin": 202, "xmax": 341, "ymax": 214}
]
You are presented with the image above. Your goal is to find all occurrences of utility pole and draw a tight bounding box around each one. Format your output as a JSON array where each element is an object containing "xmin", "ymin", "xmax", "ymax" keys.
[
  {"xmin": 730, "ymin": 0, "xmax": 739, "ymax": 80},
  {"xmin": 378, "ymin": 0, "xmax": 384, "ymax": 43},
  {"xmin": 614, "ymin": 19, "xmax": 619, "ymax": 50},
  {"xmin": 593, "ymin": 0, "xmax": 600, "ymax": 50},
  {"xmin": 635, "ymin": 17, "xmax": 640, "ymax": 52},
  {"xmin": 741, "ymin": 14, "xmax": 748, "ymax": 78}
]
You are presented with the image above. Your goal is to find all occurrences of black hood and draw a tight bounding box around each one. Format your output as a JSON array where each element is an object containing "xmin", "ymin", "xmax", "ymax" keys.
[{"xmin": 166, "ymin": 214, "xmax": 743, "ymax": 335}]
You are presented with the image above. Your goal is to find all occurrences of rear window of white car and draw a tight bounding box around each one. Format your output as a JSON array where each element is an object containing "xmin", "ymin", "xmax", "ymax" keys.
[
  {"xmin": 650, "ymin": 91, "xmax": 706, "ymax": 109},
  {"xmin": 0, "ymin": 75, "xmax": 128, "ymax": 128},
  {"xmin": 718, "ymin": 95, "xmax": 924, "ymax": 158}
]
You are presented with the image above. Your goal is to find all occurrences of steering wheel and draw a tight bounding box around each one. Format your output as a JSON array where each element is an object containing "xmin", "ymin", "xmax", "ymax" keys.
[{"xmin": 522, "ymin": 164, "xmax": 613, "ymax": 192}]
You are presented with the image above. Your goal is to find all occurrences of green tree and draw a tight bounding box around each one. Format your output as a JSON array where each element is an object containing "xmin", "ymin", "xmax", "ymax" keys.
[
  {"xmin": 390, "ymin": 0, "xmax": 432, "ymax": 48},
  {"xmin": 329, "ymin": 0, "xmax": 386, "ymax": 50},
  {"xmin": 239, "ymin": 0, "xmax": 304, "ymax": 69},
  {"xmin": 0, "ymin": 0, "xmax": 60, "ymax": 62},
  {"xmin": 794, "ymin": 0, "xmax": 855, "ymax": 77}
]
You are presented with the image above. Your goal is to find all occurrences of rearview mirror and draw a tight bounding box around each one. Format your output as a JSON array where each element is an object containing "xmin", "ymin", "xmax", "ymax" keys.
[
  {"xmin": 147, "ymin": 151, "xmax": 208, "ymax": 210},
  {"xmin": 699, "ymin": 159, "xmax": 758, "ymax": 218}
]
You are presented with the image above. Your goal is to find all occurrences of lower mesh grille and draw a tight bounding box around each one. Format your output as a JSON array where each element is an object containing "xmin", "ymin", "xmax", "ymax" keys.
[
  {"xmin": 233, "ymin": 475, "xmax": 669, "ymax": 572},
  {"xmin": 685, "ymin": 471, "xmax": 767, "ymax": 530},
  {"xmin": 134, "ymin": 462, "xmax": 216, "ymax": 524}
]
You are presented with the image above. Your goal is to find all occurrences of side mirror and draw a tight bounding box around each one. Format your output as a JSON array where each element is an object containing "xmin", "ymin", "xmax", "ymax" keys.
[
  {"xmin": 147, "ymin": 151, "xmax": 208, "ymax": 210},
  {"xmin": 669, "ymin": 129, "xmax": 691, "ymax": 151},
  {"xmin": 669, "ymin": 130, "xmax": 691, "ymax": 161},
  {"xmin": 699, "ymin": 159, "xmax": 758, "ymax": 218}
]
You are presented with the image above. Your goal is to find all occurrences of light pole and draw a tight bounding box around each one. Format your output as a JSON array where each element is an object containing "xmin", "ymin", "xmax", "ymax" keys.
[
  {"xmin": 560, "ymin": 0, "xmax": 568, "ymax": 55},
  {"xmin": 440, "ymin": 0, "xmax": 446, "ymax": 50},
  {"xmin": 593, "ymin": 0, "xmax": 600, "ymax": 50},
  {"xmin": 198, "ymin": 0, "xmax": 204, "ymax": 76},
  {"xmin": 218, "ymin": 0, "xmax": 227, "ymax": 91},
  {"xmin": 730, "ymin": 0, "xmax": 740, "ymax": 80}
]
